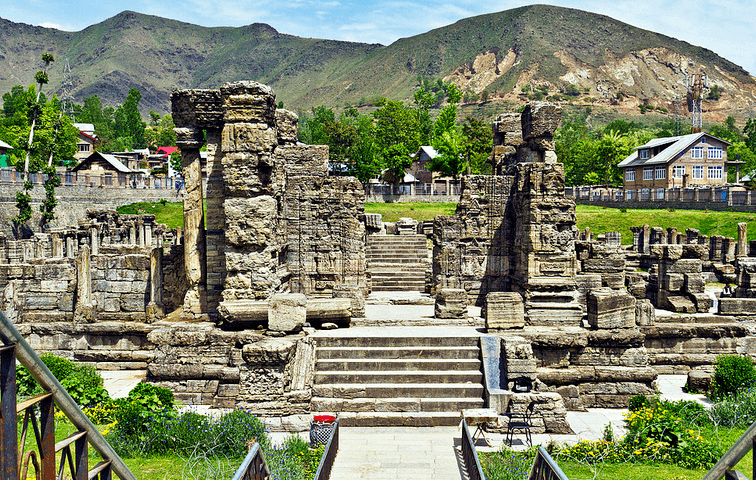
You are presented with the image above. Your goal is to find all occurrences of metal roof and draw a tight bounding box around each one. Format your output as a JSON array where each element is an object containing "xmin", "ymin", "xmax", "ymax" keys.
[
  {"xmin": 72, "ymin": 152, "xmax": 136, "ymax": 174},
  {"xmin": 618, "ymin": 133, "xmax": 729, "ymax": 168},
  {"xmin": 0, "ymin": 139, "xmax": 12, "ymax": 150}
]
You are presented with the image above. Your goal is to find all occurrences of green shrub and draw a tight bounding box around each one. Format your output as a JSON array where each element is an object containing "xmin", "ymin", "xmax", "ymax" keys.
[
  {"xmin": 128, "ymin": 382, "xmax": 175, "ymax": 410},
  {"xmin": 628, "ymin": 394, "xmax": 650, "ymax": 411},
  {"xmin": 711, "ymin": 354, "xmax": 756, "ymax": 400},
  {"xmin": 214, "ymin": 409, "xmax": 270, "ymax": 454},
  {"xmin": 480, "ymin": 447, "xmax": 536, "ymax": 480},
  {"xmin": 61, "ymin": 365, "xmax": 110, "ymax": 407},
  {"xmin": 16, "ymin": 354, "xmax": 109, "ymax": 407}
]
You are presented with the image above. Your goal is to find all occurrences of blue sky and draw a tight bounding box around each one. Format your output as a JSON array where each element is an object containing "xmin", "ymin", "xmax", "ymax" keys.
[{"xmin": 1, "ymin": 0, "xmax": 754, "ymax": 75}]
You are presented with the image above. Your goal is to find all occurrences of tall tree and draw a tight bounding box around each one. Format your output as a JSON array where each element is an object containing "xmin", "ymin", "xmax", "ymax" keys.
[{"xmin": 114, "ymin": 88, "xmax": 146, "ymax": 149}]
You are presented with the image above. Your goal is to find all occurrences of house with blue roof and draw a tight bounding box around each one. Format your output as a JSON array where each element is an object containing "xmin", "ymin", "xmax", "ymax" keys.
[{"xmin": 618, "ymin": 132, "xmax": 731, "ymax": 192}]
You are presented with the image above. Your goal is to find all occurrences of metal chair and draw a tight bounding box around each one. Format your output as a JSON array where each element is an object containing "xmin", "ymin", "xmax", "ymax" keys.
[{"xmin": 504, "ymin": 401, "xmax": 535, "ymax": 447}]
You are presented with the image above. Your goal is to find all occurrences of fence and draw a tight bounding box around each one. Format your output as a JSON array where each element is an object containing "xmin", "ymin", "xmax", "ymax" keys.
[
  {"xmin": 0, "ymin": 167, "xmax": 183, "ymax": 191},
  {"xmin": 366, "ymin": 182, "xmax": 461, "ymax": 197},
  {"xmin": 460, "ymin": 419, "xmax": 486, "ymax": 480},
  {"xmin": 0, "ymin": 310, "xmax": 136, "ymax": 480},
  {"xmin": 230, "ymin": 442, "xmax": 271, "ymax": 480},
  {"xmin": 702, "ymin": 420, "xmax": 756, "ymax": 480},
  {"xmin": 565, "ymin": 186, "xmax": 756, "ymax": 207},
  {"xmin": 528, "ymin": 446, "xmax": 569, "ymax": 480},
  {"xmin": 313, "ymin": 419, "xmax": 339, "ymax": 480}
]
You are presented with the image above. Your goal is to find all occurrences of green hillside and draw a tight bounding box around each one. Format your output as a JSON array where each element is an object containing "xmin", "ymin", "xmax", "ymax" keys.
[{"xmin": 0, "ymin": 5, "xmax": 753, "ymax": 118}]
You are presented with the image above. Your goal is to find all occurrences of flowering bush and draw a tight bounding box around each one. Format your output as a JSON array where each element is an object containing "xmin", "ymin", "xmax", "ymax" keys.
[
  {"xmin": 559, "ymin": 398, "xmax": 721, "ymax": 470},
  {"xmin": 711, "ymin": 355, "xmax": 756, "ymax": 401},
  {"xmin": 479, "ymin": 447, "xmax": 536, "ymax": 480}
]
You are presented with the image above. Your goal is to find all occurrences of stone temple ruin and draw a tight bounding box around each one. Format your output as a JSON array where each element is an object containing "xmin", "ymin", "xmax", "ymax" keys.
[{"xmin": 2, "ymin": 82, "xmax": 756, "ymax": 433}]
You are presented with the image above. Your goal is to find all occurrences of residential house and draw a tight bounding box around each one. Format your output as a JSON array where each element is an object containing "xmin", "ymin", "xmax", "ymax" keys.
[
  {"xmin": 618, "ymin": 133, "xmax": 731, "ymax": 195},
  {"xmin": 73, "ymin": 123, "xmax": 97, "ymax": 163},
  {"xmin": 72, "ymin": 151, "xmax": 142, "ymax": 186},
  {"xmin": 0, "ymin": 140, "xmax": 12, "ymax": 167}
]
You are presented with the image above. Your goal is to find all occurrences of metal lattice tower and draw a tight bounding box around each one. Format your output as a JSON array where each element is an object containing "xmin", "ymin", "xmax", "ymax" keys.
[
  {"xmin": 61, "ymin": 58, "xmax": 76, "ymax": 121},
  {"xmin": 686, "ymin": 72, "xmax": 708, "ymax": 133}
]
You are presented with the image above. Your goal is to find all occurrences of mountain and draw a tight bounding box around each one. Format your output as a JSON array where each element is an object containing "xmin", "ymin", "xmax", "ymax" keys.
[{"xmin": 0, "ymin": 5, "xmax": 754, "ymax": 123}]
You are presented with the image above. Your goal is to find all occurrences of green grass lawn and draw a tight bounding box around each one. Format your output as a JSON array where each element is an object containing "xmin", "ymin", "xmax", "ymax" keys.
[{"xmin": 118, "ymin": 200, "xmax": 756, "ymax": 246}]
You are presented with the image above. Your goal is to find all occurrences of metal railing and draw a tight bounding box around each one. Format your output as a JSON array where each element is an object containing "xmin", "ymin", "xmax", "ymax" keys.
[
  {"xmin": 528, "ymin": 446, "xmax": 569, "ymax": 480},
  {"xmin": 230, "ymin": 441, "xmax": 271, "ymax": 480},
  {"xmin": 702, "ymin": 420, "xmax": 756, "ymax": 480},
  {"xmin": 314, "ymin": 419, "xmax": 339, "ymax": 480},
  {"xmin": 461, "ymin": 418, "xmax": 486, "ymax": 480},
  {"xmin": 0, "ymin": 167, "xmax": 182, "ymax": 191},
  {"xmin": 565, "ymin": 185, "xmax": 756, "ymax": 207},
  {"xmin": 366, "ymin": 183, "xmax": 461, "ymax": 197},
  {"xmin": 0, "ymin": 310, "xmax": 136, "ymax": 480}
]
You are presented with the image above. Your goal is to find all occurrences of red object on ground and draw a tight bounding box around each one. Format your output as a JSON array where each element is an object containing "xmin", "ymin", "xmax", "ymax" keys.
[{"xmin": 313, "ymin": 415, "xmax": 336, "ymax": 423}]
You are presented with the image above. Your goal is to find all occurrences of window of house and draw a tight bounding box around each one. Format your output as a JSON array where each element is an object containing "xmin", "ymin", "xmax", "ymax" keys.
[
  {"xmin": 708, "ymin": 165, "xmax": 723, "ymax": 179},
  {"xmin": 625, "ymin": 190, "xmax": 634, "ymax": 200},
  {"xmin": 625, "ymin": 169, "xmax": 635, "ymax": 182},
  {"xmin": 673, "ymin": 165, "xmax": 685, "ymax": 178},
  {"xmin": 692, "ymin": 147, "xmax": 704, "ymax": 159},
  {"xmin": 656, "ymin": 188, "xmax": 665, "ymax": 200},
  {"xmin": 78, "ymin": 144, "xmax": 90, "ymax": 152},
  {"xmin": 655, "ymin": 167, "xmax": 666, "ymax": 179},
  {"xmin": 708, "ymin": 147, "xmax": 723, "ymax": 159},
  {"xmin": 639, "ymin": 149, "xmax": 650, "ymax": 160},
  {"xmin": 692, "ymin": 165, "xmax": 704, "ymax": 179},
  {"xmin": 643, "ymin": 167, "xmax": 653, "ymax": 180},
  {"xmin": 701, "ymin": 137, "xmax": 707, "ymax": 144}
]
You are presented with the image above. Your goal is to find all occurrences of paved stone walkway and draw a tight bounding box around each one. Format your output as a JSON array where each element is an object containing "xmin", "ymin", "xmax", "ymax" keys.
[{"xmin": 329, "ymin": 427, "xmax": 463, "ymax": 480}]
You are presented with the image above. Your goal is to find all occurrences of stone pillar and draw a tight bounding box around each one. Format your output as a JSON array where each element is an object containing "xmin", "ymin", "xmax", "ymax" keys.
[
  {"xmin": 73, "ymin": 245, "xmax": 95, "ymax": 323},
  {"xmin": 176, "ymin": 126, "xmax": 207, "ymax": 316},
  {"xmin": 738, "ymin": 222, "xmax": 748, "ymax": 258},
  {"xmin": 145, "ymin": 223, "xmax": 153, "ymax": 248},
  {"xmin": 723, "ymin": 237, "xmax": 736, "ymax": 263},
  {"xmin": 641, "ymin": 225, "xmax": 650, "ymax": 254},
  {"xmin": 90, "ymin": 227, "xmax": 98, "ymax": 255},
  {"xmin": 146, "ymin": 247, "xmax": 165, "ymax": 322},
  {"xmin": 66, "ymin": 235, "xmax": 76, "ymax": 258},
  {"xmin": 630, "ymin": 227, "xmax": 641, "ymax": 252},
  {"xmin": 667, "ymin": 227, "xmax": 677, "ymax": 245},
  {"xmin": 129, "ymin": 224, "xmax": 137, "ymax": 245},
  {"xmin": 686, "ymin": 228, "xmax": 700, "ymax": 245},
  {"xmin": 51, "ymin": 234, "xmax": 63, "ymax": 258}
]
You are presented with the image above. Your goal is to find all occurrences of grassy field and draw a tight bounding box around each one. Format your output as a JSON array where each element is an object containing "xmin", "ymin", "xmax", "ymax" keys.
[{"xmin": 118, "ymin": 200, "xmax": 756, "ymax": 245}]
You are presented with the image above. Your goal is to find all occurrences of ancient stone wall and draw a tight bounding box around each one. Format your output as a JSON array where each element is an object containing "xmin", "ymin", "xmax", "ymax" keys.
[{"xmin": 172, "ymin": 81, "xmax": 367, "ymax": 325}]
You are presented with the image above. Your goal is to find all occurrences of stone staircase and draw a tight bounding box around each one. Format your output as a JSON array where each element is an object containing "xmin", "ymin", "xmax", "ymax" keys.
[
  {"xmin": 311, "ymin": 332, "xmax": 485, "ymax": 426},
  {"xmin": 367, "ymin": 235, "xmax": 429, "ymax": 292}
]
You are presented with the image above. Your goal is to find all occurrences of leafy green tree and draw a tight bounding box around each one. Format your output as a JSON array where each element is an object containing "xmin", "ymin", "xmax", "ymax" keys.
[
  {"xmin": 114, "ymin": 88, "xmax": 146, "ymax": 149},
  {"xmin": 77, "ymin": 95, "xmax": 116, "ymax": 150},
  {"xmin": 709, "ymin": 116, "xmax": 743, "ymax": 144},
  {"xmin": 373, "ymin": 99, "xmax": 423, "ymax": 183},
  {"xmin": 462, "ymin": 117, "xmax": 493, "ymax": 175},
  {"xmin": 145, "ymin": 114, "xmax": 176, "ymax": 151}
]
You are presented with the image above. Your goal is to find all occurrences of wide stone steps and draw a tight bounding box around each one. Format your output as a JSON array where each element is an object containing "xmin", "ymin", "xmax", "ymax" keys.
[
  {"xmin": 317, "ymin": 345, "xmax": 480, "ymax": 360},
  {"xmin": 315, "ymin": 370, "xmax": 483, "ymax": 384},
  {"xmin": 312, "ymin": 333, "xmax": 484, "ymax": 426},
  {"xmin": 312, "ymin": 383, "xmax": 485, "ymax": 398},
  {"xmin": 317, "ymin": 358, "xmax": 481, "ymax": 371},
  {"xmin": 367, "ymin": 235, "xmax": 429, "ymax": 293}
]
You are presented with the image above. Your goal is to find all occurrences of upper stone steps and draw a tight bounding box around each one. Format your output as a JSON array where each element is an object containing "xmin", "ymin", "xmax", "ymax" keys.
[
  {"xmin": 314, "ymin": 335, "xmax": 479, "ymax": 348},
  {"xmin": 367, "ymin": 234, "xmax": 429, "ymax": 292},
  {"xmin": 316, "ymin": 358, "xmax": 481, "ymax": 371},
  {"xmin": 316, "ymin": 345, "xmax": 480, "ymax": 360}
]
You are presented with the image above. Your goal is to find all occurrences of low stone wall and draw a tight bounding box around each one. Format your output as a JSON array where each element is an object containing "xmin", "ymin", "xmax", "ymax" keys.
[
  {"xmin": 576, "ymin": 199, "xmax": 756, "ymax": 214},
  {"xmin": 0, "ymin": 184, "xmax": 173, "ymax": 236}
]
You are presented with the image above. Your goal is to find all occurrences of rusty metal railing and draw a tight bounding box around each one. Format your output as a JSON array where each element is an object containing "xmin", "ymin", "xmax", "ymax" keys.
[
  {"xmin": 461, "ymin": 418, "xmax": 485, "ymax": 480},
  {"xmin": 313, "ymin": 419, "xmax": 339, "ymax": 480},
  {"xmin": 0, "ymin": 310, "xmax": 136, "ymax": 480},
  {"xmin": 230, "ymin": 441, "xmax": 270, "ymax": 480},
  {"xmin": 528, "ymin": 446, "xmax": 569, "ymax": 480},
  {"xmin": 702, "ymin": 420, "xmax": 756, "ymax": 480}
]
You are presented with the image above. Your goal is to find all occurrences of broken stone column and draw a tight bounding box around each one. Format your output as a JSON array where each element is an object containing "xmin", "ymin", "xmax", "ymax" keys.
[
  {"xmin": 723, "ymin": 237, "xmax": 736, "ymax": 263},
  {"xmin": 686, "ymin": 228, "xmax": 700, "ymax": 245},
  {"xmin": 73, "ymin": 245, "xmax": 95, "ymax": 323},
  {"xmin": 90, "ymin": 227, "xmax": 98, "ymax": 255},
  {"xmin": 176, "ymin": 126, "xmax": 207, "ymax": 316},
  {"xmin": 435, "ymin": 288, "xmax": 467, "ymax": 319},
  {"xmin": 483, "ymin": 292, "xmax": 525, "ymax": 330},
  {"xmin": 146, "ymin": 247, "xmax": 165, "ymax": 322},
  {"xmin": 51, "ymin": 233, "xmax": 63, "ymax": 258},
  {"xmin": 268, "ymin": 293, "xmax": 307, "ymax": 333},
  {"xmin": 587, "ymin": 288, "xmax": 636, "ymax": 329},
  {"xmin": 738, "ymin": 223, "xmax": 748, "ymax": 258}
]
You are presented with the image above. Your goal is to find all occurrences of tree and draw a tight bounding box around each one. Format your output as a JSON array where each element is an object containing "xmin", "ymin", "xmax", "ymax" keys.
[
  {"xmin": 373, "ymin": 99, "xmax": 423, "ymax": 183},
  {"xmin": 462, "ymin": 117, "xmax": 493, "ymax": 175},
  {"xmin": 145, "ymin": 114, "xmax": 177, "ymax": 150},
  {"xmin": 709, "ymin": 116, "xmax": 743, "ymax": 144},
  {"xmin": 114, "ymin": 88, "xmax": 146, "ymax": 149}
]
